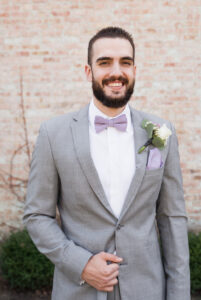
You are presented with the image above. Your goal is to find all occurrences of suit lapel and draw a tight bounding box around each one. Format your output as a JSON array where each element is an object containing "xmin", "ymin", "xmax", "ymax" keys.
[
  {"xmin": 70, "ymin": 104, "xmax": 149, "ymax": 220},
  {"xmin": 119, "ymin": 107, "xmax": 148, "ymax": 221},
  {"xmin": 70, "ymin": 105, "xmax": 115, "ymax": 216}
]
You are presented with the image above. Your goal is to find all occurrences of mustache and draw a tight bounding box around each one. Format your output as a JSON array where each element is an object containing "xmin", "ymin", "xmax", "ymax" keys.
[{"xmin": 102, "ymin": 76, "xmax": 128, "ymax": 86}]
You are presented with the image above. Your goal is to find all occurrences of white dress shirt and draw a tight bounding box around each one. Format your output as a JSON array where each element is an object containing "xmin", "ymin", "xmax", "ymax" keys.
[{"xmin": 88, "ymin": 100, "xmax": 135, "ymax": 218}]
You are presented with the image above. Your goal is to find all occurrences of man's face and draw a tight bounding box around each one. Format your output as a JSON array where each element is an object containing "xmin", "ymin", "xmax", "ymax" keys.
[{"xmin": 86, "ymin": 38, "xmax": 136, "ymax": 108}]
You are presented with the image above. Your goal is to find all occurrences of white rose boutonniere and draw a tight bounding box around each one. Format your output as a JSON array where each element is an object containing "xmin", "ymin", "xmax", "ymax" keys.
[{"xmin": 138, "ymin": 120, "xmax": 172, "ymax": 154}]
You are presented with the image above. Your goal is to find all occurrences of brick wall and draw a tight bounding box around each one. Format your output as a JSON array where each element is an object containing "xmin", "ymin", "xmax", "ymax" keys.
[{"xmin": 0, "ymin": 0, "xmax": 200, "ymax": 239}]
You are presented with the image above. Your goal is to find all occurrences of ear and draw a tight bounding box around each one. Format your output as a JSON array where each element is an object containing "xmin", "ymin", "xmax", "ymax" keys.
[
  {"xmin": 133, "ymin": 64, "xmax": 136, "ymax": 76},
  {"xmin": 85, "ymin": 64, "xmax": 92, "ymax": 82}
]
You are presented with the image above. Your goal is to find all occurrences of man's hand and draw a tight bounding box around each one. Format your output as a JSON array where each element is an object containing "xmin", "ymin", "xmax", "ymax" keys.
[{"xmin": 81, "ymin": 251, "xmax": 123, "ymax": 292}]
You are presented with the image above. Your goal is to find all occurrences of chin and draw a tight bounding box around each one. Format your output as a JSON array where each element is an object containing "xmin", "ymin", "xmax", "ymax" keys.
[
  {"xmin": 106, "ymin": 92, "xmax": 125, "ymax": 98},
  {"xmin": 92, "ymin": 79, "xmax": 134, "ymax": 109}
]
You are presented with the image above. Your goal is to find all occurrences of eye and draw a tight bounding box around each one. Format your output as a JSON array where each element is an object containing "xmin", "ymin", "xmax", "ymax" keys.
[
  {"xmin": 99, "ymin": 61, "xmax": 109, "ymax": 66},
  {"xmin": 122, "ymin": 61, "xmax": 132, "ymax": 65}
]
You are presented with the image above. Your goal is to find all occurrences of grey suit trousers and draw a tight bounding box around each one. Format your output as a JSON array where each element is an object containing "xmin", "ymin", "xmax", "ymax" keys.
[{"xmin": 107, "ymin": 284, "xmax": 121, "ymax": 300}]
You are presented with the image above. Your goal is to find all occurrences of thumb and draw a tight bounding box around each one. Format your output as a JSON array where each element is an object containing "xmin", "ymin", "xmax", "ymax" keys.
[{"xmin": 102, "ymin": 252, "xmax": 123, "ymax": 263}]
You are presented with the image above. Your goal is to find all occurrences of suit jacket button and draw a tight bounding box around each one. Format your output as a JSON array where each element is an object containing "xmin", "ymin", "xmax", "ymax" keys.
[{"xmin": 117, "ymin": 224, "xmax": 123, "ymax": 230}]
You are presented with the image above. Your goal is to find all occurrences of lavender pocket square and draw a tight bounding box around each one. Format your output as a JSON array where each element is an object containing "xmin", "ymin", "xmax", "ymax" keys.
[{"xmin": 146, "ymin": 148, "xmax": 163, "ymax": 170}]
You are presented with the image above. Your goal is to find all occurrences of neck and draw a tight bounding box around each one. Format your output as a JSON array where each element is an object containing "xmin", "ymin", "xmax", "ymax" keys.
[{"xmin": 93, "ymin": 98, "xmax": 126, "ymax": 117}]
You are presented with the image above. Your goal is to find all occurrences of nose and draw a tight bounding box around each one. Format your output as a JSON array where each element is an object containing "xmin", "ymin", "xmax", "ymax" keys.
[{"xmin": 110, "ymin": 62, "xmax": 123, "ymax": 77}]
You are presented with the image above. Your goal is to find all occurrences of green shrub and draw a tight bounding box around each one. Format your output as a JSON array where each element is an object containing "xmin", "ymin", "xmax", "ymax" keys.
[
  {"xmin": 189, "ymin": 232, "xmax": 201, "ymax": 294},
  {"xmin": 1, "ymin": 229, "xmax": 201, "ymax": 294},
  {"xmin": 0, "ymin": 229, "xmax": 54, "ymax": 291}
]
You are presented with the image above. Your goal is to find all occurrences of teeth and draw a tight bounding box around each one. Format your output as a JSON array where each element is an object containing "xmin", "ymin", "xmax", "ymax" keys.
[{"xmin": 108, "ymin": 82, "xmax": 122, "ymax": 87}]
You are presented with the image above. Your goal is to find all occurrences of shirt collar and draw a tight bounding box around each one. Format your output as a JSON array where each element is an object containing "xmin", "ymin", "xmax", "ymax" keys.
[{"xmin": 88, "ymin": 99, "xmax": 133, "ymax": 133}]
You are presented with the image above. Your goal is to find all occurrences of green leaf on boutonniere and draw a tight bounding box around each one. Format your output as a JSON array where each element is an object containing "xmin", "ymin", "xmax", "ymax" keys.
[
  {"xmin": 146, "ymin": 123, "xmax": 155, "ymax": 139},
  {"xmin": 152, "ymin": 136, "xmax": 164, "ymax": 149},
  {"xmin": 141, "ymin": 120, "xmax": 155, "ymax": 139},
  {"xmin": 141, "ymin": 119, "xmax": 149, "ymax": 128},
  {"xmin": 138, "ymin": 119, "xmax": 172, "ymax": 154}
]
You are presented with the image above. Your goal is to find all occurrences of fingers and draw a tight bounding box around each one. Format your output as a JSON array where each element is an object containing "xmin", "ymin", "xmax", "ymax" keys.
[
  {"xmin": 99, "ymin": 267, "xmax": 119, "ymax": 292},
  {"xmin": 107, "ymin": 262, "xmax": 119, "ymax": 273},
  {"xmin": 81, "ymin": 251, "xmax": 121, "ymax": 292},
  {"xmin": 106, "ymin": 270, "xmax": 119, "ymax": 282},
  {"xmin": 98, "ymin": 277, "xmax": 119, "ymax": 292},
  {"xmin": 101, "ymin": 252, "xmax": 123, "ymax": 263},
  {"xmin": 106, "ymin": 277, "xmax": 118, "ymax": 287}
]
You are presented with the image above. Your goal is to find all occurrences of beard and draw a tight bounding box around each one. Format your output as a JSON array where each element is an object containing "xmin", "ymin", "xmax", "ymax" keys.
[{"xmin": 92, "ymin": 75, "xmax": 135, "ymax": 108}]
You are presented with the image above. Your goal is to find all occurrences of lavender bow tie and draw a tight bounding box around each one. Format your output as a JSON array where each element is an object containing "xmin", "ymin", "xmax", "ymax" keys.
[{"xmin": 94, "ymin": 114, "xmax": 127, "ymax": 133}]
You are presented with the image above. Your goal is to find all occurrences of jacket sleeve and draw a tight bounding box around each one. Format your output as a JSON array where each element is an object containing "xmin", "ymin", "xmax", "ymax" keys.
[
  {"xmin": 156, "ymin": 123, "xmax": 190, "ymax": 300},
  {"xmin": 23, "ymin": 123, "xmax": 92, "ymax": 284}
]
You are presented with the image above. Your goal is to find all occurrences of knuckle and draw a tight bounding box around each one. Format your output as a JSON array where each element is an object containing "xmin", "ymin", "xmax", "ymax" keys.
[
  {"xmin": 111, "ymin": 267, "xmax": 118, "ymax": 274},
  {"xmin": 112, "ymin": 262, "xmax": 118, "ymax": 269},
  {"xmin": 102, "ymin": 278, "xmax": 108, "ymax": 285},
  {"xmin": 107, "ymin": 286, "xmax": 114, "ymax": 292},
  {"xmin": 98, "ymin": 283, "xmax": 104, "ymax": 290},
  {"xmin": 103, "ymin": 269, "xmax": 110, "ymax": 276},
  {"xmin": 103, "ymin": 276, "xmax": 111, "ymax": 284}
]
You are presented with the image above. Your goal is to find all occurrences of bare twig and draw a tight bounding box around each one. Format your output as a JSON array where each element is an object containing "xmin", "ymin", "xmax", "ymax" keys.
[
  {"xmin": 20, "ymin": 73, "xmax": 31, "ymax": 166},
  {"xmin": 0, "ymin": 73, "xmax": 32, "ymax": 202}
]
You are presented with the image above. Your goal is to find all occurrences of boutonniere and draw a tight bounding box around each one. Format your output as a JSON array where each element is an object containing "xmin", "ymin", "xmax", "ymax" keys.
[{"xmin": 138, "ymin": 120, "xmax": 172, "ymax": 154}]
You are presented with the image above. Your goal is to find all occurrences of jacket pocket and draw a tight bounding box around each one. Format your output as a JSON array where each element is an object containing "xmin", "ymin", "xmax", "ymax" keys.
[{"xmin": 144, "ymin": 166, "xmax": 164, "ymax": 177}]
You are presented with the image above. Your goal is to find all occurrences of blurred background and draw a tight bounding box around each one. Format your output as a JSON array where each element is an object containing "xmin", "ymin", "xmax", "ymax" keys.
[
  {"xmin": 0, "ymin": 0, "xmax": 201, "ymax": 298},
  {"xmin": 0, "ymin": 0, "xmax": 200, "ymax": 243}
]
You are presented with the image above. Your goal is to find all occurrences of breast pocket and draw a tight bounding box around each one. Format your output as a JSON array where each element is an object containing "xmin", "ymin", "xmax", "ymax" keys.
[
  {"xmin": 139, "ymin": 166, "xmax": 164, "ymax": 198},
  {"xmin": 144, "ymin": 166, "xmax": 164, "ymax": 177}
]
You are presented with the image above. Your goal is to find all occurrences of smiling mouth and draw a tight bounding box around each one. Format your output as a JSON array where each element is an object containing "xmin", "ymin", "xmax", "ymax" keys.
[
  {"xmin": 102, "ymin": 76, "xmax": 128, "ymax": 90},
  {"xmin": 105, "ymin": 81, "xmax": 125, "ymax": 91},
  {"xmin": 107, "ymin": 81, "xmax": 123, "ymax": 87}
]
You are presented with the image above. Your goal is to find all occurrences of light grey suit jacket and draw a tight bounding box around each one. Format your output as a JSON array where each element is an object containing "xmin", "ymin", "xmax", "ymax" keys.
[{"xmin": 23, "ymin": 105, "xmax": 190, "ymax": 300}]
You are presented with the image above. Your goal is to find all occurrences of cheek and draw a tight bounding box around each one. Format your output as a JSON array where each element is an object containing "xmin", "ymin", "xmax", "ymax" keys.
[
  {"xmin": 125, "ymin": 69, "xmax": 134, "ymax": 77},
  {"xmin": 94, "ymin": 68, "xmax": 111, "ymax": 79},
  {"xmin": 92, "ymin": 71, "xmax": 104, "ymax": 82},
  {"xmin": 130, "ymin": 69, "xmax": 136, "ymax": 79}
]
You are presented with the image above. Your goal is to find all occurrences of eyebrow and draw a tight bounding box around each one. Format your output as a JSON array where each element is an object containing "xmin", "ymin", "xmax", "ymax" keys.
[
  {"xmin": 96, "ymin": 57, "xmax": 112, "ymax": 63},
  {"xmin": 96, "ymin": 56, "xmax": 134, "ymax": 63},
  {"xmin": 120, "ymin": 56, "xmax": 133, "ymax": 61}
]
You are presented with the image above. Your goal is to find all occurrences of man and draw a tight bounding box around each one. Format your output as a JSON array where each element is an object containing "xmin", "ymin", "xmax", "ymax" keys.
[{"xmin": 24, "ymin": 27, "xmax": 190, "ymax": 300}]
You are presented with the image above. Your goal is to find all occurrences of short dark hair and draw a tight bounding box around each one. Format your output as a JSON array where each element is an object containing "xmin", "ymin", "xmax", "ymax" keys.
[{"xmin": 88, "ymin": 26, "xmax": 135, "ymax": 66}]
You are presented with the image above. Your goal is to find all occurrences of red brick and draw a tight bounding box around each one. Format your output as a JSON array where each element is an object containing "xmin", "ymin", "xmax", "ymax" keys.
[{"xmin": 0, "ymin": 0, "xmax": 201, "ymax": 236}]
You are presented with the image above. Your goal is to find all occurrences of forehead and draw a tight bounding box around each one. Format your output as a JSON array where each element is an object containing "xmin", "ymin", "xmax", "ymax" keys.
[{"xmin": 91, "ymin": 37, "xmax": 133, "ymax": 62}]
